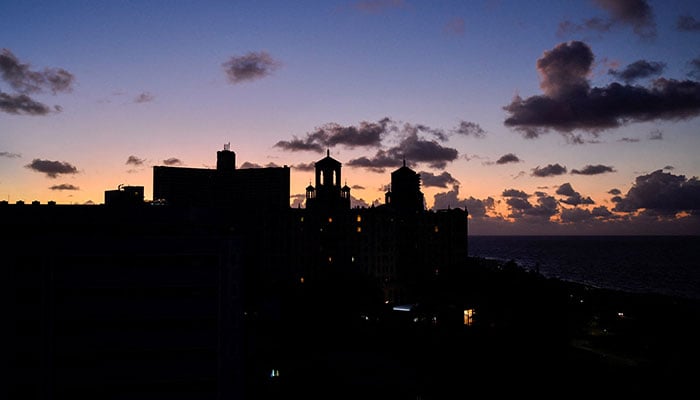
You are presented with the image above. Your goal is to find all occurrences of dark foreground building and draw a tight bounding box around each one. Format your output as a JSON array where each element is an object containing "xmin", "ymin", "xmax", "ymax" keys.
[{"xmin": 7, "ymin": 145, "xmax": 469, "ymax": 399}]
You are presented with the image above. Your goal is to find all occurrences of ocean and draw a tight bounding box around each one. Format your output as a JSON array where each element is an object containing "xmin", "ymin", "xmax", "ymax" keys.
[{"xmin": 467, "ymin": 235, "xmax": 700, "ymax": 300}]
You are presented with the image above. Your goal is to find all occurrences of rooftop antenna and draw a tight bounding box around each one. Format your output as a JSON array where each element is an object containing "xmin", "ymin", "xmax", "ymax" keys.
[
  {"xmin": 327, "ymin": 148, "xmax": 330, "ymax": 157},
  {"xmin": 224, "ymin": 142, "xmax": 230, "ymax": 151}
]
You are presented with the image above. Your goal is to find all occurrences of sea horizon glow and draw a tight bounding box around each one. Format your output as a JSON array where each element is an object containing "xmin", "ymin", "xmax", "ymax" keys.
[{"xmin": 2, "ymin": 0, "xmax": 699, "ymax": 235}]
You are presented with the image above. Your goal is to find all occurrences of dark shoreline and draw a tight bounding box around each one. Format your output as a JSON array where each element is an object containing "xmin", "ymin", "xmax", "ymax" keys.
[{"xmin": 247, "ymin": 256, "xmax": 700, "ymax": 398}]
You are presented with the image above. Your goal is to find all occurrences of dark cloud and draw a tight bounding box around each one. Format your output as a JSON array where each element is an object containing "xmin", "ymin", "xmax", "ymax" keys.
[
  {"xmin": 556, "ymin": 182, "xmax": 595, "ymax": 206},
  {"xmin": 275, "ymin": 118, "xmax": 392, "ymax": 153},
  {"xmin": 25, "ymin": 159, "xmax": 79, "ymax": 178},
  {"xmin": 347, "ymin": 127, "xmax": 459, "ymax": 172},
  {"xmin": 619, "ymin": 137, "xmax": 640, "ymax": 143},
  {"xmin": 162, "ymin": 158, "xmax": 183, "ymax": 166},
  {"xmin": 0, "ymin": 49, "xmax": 75, "ymax": 94},
  {"xmin": 608, "ymin": 60, "xmax": 665, "ymax": 83},
  {"xmin": 134, "ymin": 92, "xmax": 154, "ymax": 103},
  {"xmin": 531, "ymin": 164, "xmax": 567, "ymax": 177},
  {"xmin": 0, "ymin": 151, "xmax": 21, "ymax": 158},
  {"xmin": 240, "ymin": 161, "xmax": 281, "ymax": 169},
  {"xmin": 49, "ymin": 184, "xmax": 79, "ymax": 191},
  {"xmin": 403, "ymin": 122, "xmax": 447, "ymax": 142},
  {"xmin": 496, "ymin": 153, "xmax": 521, "ymax": 164},
  {"xmin": 688, "ymin": 58, "xmax": 700, "ymax": 79},
  {"xmin": 419, "ymin": 171, "xmax": 459, "ymax": 188},
  {"xmin": 608, "ymin": 188, "xmax": 622, "ymax": 195},
  {"xmin": 274, "ymin": 137, "xmax": 324, "ymax": 153},
  {"xmin": 452, "ymin": 120, "xmax": 486, "ymax": 138},
  {"xmin": 292, "ymin": 162, "xmax": 315, "ymax": 171},
  {"xmin": 677, "ymin": 15, "xmax": 700, "ymax": 32},
  {"xmin": 239, "ymin": 161, "xmax": 262, "ymax": 169},
  {"xmin": 351, "ymin": 184, "xmax": 365, "ymax": 190},
  {"xmin": 222, "ymin": 51, "xmax": 280, "ymax": 84},
  {"xmin": 507, "ymin": 194, "xmax": 559, "ymax": 220},
  {"xmin": 432, "ymin": 185, "xmax": 495, "ymax": 216},
  {"xmin": 504, "ymin": 41, "xmax": 700, "ymax": 137},
  {"xmin": 560, "ymin": 205, "xmax": 615, "ymax": 223},
  {"xmin": 663, "ymin": 165, "xmax": 674, "ymax": 171},
  {"xmin": 126, "ymin": 155, "xmax": 146, "ymax": 166},
  {"xmin": 557, "ymin": 0, "xmax": 657, "ymax": 40},
  {"xmin": 502, "ymin": 188, "xmax": 529, "ymax": 198},
  {"xmin": 594, "ymin": 0, "xmax": 656, "ymax": 39},
  {"xmin": 0, "ymin": 91, "xmax": 52, "ymax": 115},
  {"xmin": 613, "ymin": 169, "xmax": 700, "ymax": 215},
  {"xmin": 648, "ymin": 129, "xmax": 663, "ymax": 140},
  {"xmin": 571, "ymin": 164, "xmax": 615, "ymax": 175},
  {"xmin": 353, "ymin": 0, "xmax": 405, "ymax": 14}
]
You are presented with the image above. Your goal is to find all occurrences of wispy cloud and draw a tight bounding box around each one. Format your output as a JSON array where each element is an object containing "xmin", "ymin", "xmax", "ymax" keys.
[
  {"xmin": 126, "ymin": 155, "xmax": 146, "ymax": 166},
  {"xmin": 608, "ymin": 60, "xmax": 665, "ymax": 83},
  {"xmin": 49, "ymin": 183, "xmax": 79, "ymax": 191},
  {"xmin": 571, "ymin": 164, "xmax": 616, "ymax": 175},
  {"xmin": 0, "ymin": 151, "xmax": 21, "ymax": 158},
  {"xmin": 677, "ymin": 15, "xmax": 700, "ymax": 32},
  {"xmin": 558, "ymin": 0, "xmax": 656, "ymax": 39},
  {"xmin": 134, "ymin": 92, "xmax": 154, "ymax": 103},
  {"xmin": 162, "ymin": 157, "xmax": 183, "ymax": 166}
]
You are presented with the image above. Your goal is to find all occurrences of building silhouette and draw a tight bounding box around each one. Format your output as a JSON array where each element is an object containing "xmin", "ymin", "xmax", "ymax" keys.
[{"xmin": 6, "ymin": 145, "xmax": 469, "ymax": 399}]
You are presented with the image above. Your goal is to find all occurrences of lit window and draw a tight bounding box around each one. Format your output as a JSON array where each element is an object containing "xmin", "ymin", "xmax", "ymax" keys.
[
  {"xmin": 328, "ymin": 256, "xmax": 332, "ymax": 263},
  {"xmin": 356, "ymin": 215, "xmax": 362, "ymax": 222},
  {"xmin": 300, "ymin": 277, "xmax": 304, "ymax": 284},
  {"xmin": 434, "ymin": 226, "xmax": 439, "ymax": 233},
  {"xmin": 300, "ymin": 216, "xmax": 304, "ymax": 222},
  {"xmin": 463, "ymin": 309, "xmax": 475, "ymax": 326},
  {"xmin": 356, "ymin": 226, "xmax": 362, "ymax": 233},
  {"xmin": 328, "ymin": 217, "xmax": 333, "ymax": 223}
]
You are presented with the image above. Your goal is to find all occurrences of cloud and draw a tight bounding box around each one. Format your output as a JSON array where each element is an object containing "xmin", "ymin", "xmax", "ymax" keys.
[
  {"xmin": 0, "ymin": 49, "xmax": 75, "ymax": 94},
  {"xmin": 134, "ymin": 92, "xmax": 154, "ymax": 103},
  {"xmin": 49, "ymin": 183, "xmax": 79, "ymax": 191},
  {"xmin": 502, "ymin": 188, "xmax": 529, "ymax": 198},
  {"xmin": 351, "ymin": 184, "xmax": 365, "ymax": 190},
  {"xmin": 613, "ymin": 169, "xmax": 700, "ymax": 215},
  {"xmin": 531, "ymin": 163, "xmax": 567, "ymax": 177},
  {"xmin": 126, "ymin": 155, "xmax": 146, "ymax": 166},
  {"xmin": 275, "ymin": 118, "xmax": 392, "ymax": 153},
  {"xmin": 557, "ymin": 0, "xmax": 656, "ymax": 39},
  {"xmin": 560, "ymin": 205, "xmax": 614, "ymax": 223},
  {"xmin": 495, "ymin": 153, "xmax": 521, "ymax": 164},
  {"xmin": 648, "ymin": 129, "xmax": 663, "ymax": 140},
  {"xmin": 506, "ymin": 193, "xmax": 559, "ymax": 221},
  {"xmin": 353, "ymin": 0, "xmax": 405, "ymax": 14},
  {"xmin": 432, "ymin": 184, "xmax": 495, "ymax": 216},
  {"xmin": 608, "ymin": 60, "xmax": 665, "ymax": 83},
  {"xmin": 571, "ymin": 164, "xmax": 615, "ymax": 175},
  {"xmin": 25, "ymin": 159, "xmax": 79, "ymax": 178},
  {"xmin": 240, "ymin": 161, "xmax": 281, "ymax": 169},
  {"xmin": 556, "ymin": 182, "xmax": 595, "ymax": 206},
  {"xmin": 452, "ymin": 120, "xmax": 486, "ymax": 138},
  {"xmin": 291, "ymin": 193, "xmax": 305, "ymax": 208},
  {"xmin": 619, "ymin": 137, "xmax": 640, "ymax": 143},
  {"xmin": 419, "ymin": 171, "xmax": 459, "ymax": 188},
  {"xmin": 663, "ymin": 165, "xmax": 674, "ymax": 171},
  {"xmin": 162, "ymin": 157, "xmax": 183, "ymax": 166},
  {"xmin": 0, "ymin": 91, "xmax": 52, "ymax": 115},
  {"xmin": 292, "ymin": 162, "xmax": 316, "ymax": 171},
  {"xmin": 688, "ymin": 58, "xmax": 700, "ymax": 79},
  {"xmin": 444, "ymin": 17, "xmax": 465, "ymax": 36},
  {"xmin": 504, "ymin": 41, "xmax": 700, "ymax": 137},
  {"xmin": 608, "ymin": 188, "xmax": 622, "ymax": 195},
  {"xmin": 0, "ymin": 151, "xmax": 21, "ymax": 158},
  {"xmin": 347, "ymin": 125, "xmax": 459, "ymax": 171},
  {"xmin": 222, "ymin": 51, "xmax": 281, "ymax": 84},
  {"xmin": 350, "ymin": 195, "xmax": 370, "ymax": 208},
  {"xmin": 677, "ymin": 15, "xmax": 700, "ymax": 32}
]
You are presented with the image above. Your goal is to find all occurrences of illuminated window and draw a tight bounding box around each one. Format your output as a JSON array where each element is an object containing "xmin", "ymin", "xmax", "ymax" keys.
[
  {"xmin": 328, "ymin": 256, "xmax": 332, "ymax": 263},
  {"xmin": 434, "ymin": 226, "xmax": 439, "ymax": 233},
  {"xmin": 300, "ymin": 216, "xmax": 304, "ymax": 222},
  {"xmin": 328, "ymin": 217, "xmax": 333, "ymax": 223},
  {"xmin": 356, "ymin": 215, "xmax": 362, "ymax": 222},
  {"xmin": 463, "ymin": 309, "xmax": 475, "ymax": 326},
  {"xmin": 356, "ymin": 226, "xmax": 362, "ymax": 233},
  {"xmin": 300, "ymin": 277, "xmax": 304, "ymax": 284}
]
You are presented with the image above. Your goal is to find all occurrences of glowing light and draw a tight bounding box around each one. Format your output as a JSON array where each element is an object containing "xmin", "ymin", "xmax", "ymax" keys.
[
  {"xmin": 463, "ymin": 309, "xmax": 475, "ymax": 326},
  {"xmin": 300, "ymin": 277, "xmax": 304, "ymax": 284},
  {"xmin": 356, "ymin": 215, "xmax": 362, "ymax": 222}
]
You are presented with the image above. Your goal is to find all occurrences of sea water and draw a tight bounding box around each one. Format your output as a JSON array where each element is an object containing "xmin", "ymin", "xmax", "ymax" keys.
[{"xmin": 467, "ymin": 235, "xmax": 700, "ymax": 300}]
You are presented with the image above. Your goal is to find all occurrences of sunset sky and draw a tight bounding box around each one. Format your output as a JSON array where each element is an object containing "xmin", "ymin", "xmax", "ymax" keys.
[{"xmin": 2, "ymin": 0, "xmax": 700, "ymax": 234}]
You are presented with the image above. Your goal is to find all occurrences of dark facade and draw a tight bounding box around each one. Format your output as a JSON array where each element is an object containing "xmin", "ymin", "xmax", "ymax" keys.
[{"xmin": 7, "ymin": 145, "xmax": 469, "ymax": 398}]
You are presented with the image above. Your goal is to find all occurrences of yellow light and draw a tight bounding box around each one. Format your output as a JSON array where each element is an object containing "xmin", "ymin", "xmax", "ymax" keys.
[
  {"xmin": 328, "ymin": 217, "xmax": 333, "ymax": 223},
  {"xmin": 356, "ymin": 215, "xmax": 362, "ymax": 222},
  {"xmin": 463, "ymin": 309, "xmax": 475, "ymax": 326},
  {"xmin": 434, "ymin": 226, "xmax": 439, "ymax": 233},
  {"xmin": 300, "ymin": 277, "xmax": 304, "ymax": 284},
  {"xmin": 356, "ymin": 226, "xmax": 362, "ymax": 233}
]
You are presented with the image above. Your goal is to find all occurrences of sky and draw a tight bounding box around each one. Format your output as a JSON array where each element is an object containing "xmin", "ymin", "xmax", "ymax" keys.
[{"xmin": 2, "ymin": 0, "xmax": 700, "ymax": 235}]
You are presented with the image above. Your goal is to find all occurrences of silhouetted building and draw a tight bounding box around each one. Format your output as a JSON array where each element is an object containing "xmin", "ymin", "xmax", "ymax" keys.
[
  {"xmin": 104, "ymin": 184, "xmax": 145, "ymax": 206},
  {"xmin": 385, "ymin": 159, "xmax": 425, "ymax": 213}
]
